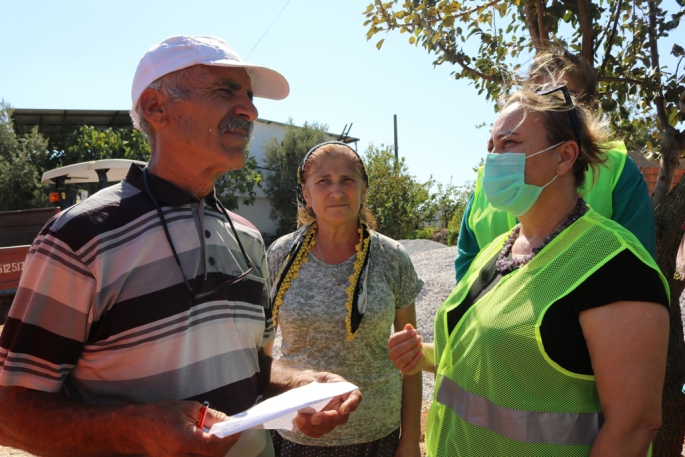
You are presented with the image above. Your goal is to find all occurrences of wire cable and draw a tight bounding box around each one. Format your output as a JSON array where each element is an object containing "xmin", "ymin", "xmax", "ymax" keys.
[{"xmin": 246, "ymin": 0, "xmax": 292, "ymax": 59}]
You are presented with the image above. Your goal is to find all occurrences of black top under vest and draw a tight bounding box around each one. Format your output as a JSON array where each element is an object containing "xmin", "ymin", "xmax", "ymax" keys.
[{"xmin": 447, "ymin": 250, "xmax": 669, "ymax": 375}]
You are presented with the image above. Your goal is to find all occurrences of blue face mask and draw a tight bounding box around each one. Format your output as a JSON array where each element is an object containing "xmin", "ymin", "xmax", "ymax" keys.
[{"xmin": 482, "ymin": 142, "xmax": 563, "ymax": 217}]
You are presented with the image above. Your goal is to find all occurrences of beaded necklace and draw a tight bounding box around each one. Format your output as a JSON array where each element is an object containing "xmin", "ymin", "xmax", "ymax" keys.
[
  {"xmin": 496, "ymin": 199, "xmax": 588, "ymax": 274},
  {"xmin": 270, "ymin": 219, "xmax": 372, "ymax": 341}
]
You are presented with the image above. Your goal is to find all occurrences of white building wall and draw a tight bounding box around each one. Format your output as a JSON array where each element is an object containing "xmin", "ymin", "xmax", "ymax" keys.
[{"xmin": 234, "ymin": 196, "xmax": 278, "ymax": 236}]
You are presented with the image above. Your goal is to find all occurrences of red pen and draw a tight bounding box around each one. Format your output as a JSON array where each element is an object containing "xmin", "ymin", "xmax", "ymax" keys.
[{"xmin": 196, "ymin": 401, "xmax": 210, "ymax": 430}]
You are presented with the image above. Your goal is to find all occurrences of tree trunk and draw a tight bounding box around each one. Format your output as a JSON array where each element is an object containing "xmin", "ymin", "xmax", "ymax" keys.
[
  {"xmin": 524, "ymin": 1, "xmax": 543, "ymax": 52},
  {"xmin": 652, "ymin": 128, "xmax": 681, "ymax": 207},
  {"xmin": 653, "ymin": 177, "xmax": 685, "ymax": 457}
]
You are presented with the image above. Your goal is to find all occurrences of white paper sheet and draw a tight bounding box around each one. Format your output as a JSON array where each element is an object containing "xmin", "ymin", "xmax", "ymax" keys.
[{"xmin": 208, "ymin": 381, "xmax": 358, "ymax": 438}]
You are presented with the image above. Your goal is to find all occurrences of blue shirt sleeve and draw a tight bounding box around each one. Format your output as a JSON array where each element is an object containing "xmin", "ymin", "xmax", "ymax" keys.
[
  {"xmin": 455, "ymin": 192, "xmax": 480, "ymax": 283},
  {"xmin": 611, "ymin": 156, "xmax": 656, "ymax": 259}
]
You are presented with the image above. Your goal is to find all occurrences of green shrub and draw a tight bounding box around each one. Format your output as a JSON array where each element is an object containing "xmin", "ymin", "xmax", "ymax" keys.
[
  {"xmin": 412, "ymin": 227, "xmax": 434, "ymax": 240},
  {"xmin": 447, "ymin": 228, "xmax": 459, "ymax": 247}
]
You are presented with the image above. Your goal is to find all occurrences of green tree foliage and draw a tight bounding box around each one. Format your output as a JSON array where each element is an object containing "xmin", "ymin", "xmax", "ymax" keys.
[
  {"xmin": 0, "ymin": 102, "xmax": 50, "ymax": 211},
  {"xmin": 59, "ymin": 126, "xmax": 151, "ymax": 165},
  {"xmin": 431, "ymin": 179, "xmax": 470, "ymax": 229},
  {"xmin": 215, "ymin": 151, "xmax": 263, "ymax": 211},
  {"xmin": 441, "ymin": 179, "xmax": 473, "ymax": 245},
  {"xmin": 365, "ymin": 2, "xmax": 685, "ymax": 454},
  {"xmin": 364, "ymin": 144, "xmax": 432, "ymax": 239},
  {"xmin": 0, "ymin": 110, "xmax": 262, "ymax": 212},
  {"xmin": 364, "ymin": 0, "xmax": 684, "ymax": 202},
  {"xmin": 54, "ymin": 125, "xmax": 260, "ymax": 211},
  {"xmin": 263, "ymin": 120, "xmax": 331, "ymax": 236}
]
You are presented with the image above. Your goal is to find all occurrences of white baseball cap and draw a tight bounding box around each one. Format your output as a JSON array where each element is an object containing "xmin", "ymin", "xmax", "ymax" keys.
[{"xmin": 131, "ymin": 35, "xmax": 289, "ymax": 129}]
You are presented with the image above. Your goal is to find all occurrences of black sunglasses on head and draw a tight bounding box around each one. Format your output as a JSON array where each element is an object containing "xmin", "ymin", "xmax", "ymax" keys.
[
  {"xmin": 143, "ymin": 167, "xmax": 252, "ymax": 301},
  {"xmin": 537, "ymin": 85, "xmax": 583, "ymax": 148}
]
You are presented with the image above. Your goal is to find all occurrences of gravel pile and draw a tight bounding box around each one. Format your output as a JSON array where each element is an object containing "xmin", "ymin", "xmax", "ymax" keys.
[
  {"xmin": 398, "ymin": 239, "xmax": 450, "ymax": 256},
  {"xmin": 408, "ymin": 244, "xmax": 457, "ymax": 404}
]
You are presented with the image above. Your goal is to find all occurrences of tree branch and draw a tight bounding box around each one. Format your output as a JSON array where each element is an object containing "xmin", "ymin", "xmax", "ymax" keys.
[
  {"xmin": 577, "ymin": 0, "xmax": 594, "ymax": 62},
  {"xmin": 652, "ymin": 177, "xmax": 685, "ymax": 456},
  {"xmin": 647, "ymin": 0, "xmax": 669, "ymax": 129},
  {"xmin": 524, "ymin": 1, "xmax": 543, "ymax": 52},
  {"xmin": 448, "ymin": 0, "xmax": 503, "ymax": 22},
  {"xmin": 536, "ymin": 0, "xmax": 549, "ymax": 49},
  {"xmin": 651, "ymin": 127, "xmax": 682, "ymax": 208},
  {"xmin": 645, "ymin": 0, "xmax": 677, "ymax": 210},
  {"xmin": 597, "ymin": 76, "xmax": 647, "ymax": 87},
  {"xmin": 609, "ymin": 117, "xmax": 643, "ymax": 152},
  {"xmin": 434, "ymin": 40, "xmax": 502, "ymax": 82},
  {"xmin": 375, "ymin": 0, "xmax": 387, "ymax": 19},
  {"xmin": 599, "ymin": 0, "xmax": 622, "ymax": 75},
  {"xmin": 375, "ymin": 0, "xmax": 505, "ymax": 27}
]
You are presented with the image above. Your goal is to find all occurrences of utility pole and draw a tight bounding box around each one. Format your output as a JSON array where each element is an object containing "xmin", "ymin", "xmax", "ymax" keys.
[{"xmin": 393, "ymin": 114, "xmax": 398, "ymax": 160}]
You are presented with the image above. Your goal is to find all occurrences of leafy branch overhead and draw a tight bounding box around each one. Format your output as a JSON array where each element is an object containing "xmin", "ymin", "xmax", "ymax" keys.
[
  {"xmin": 364, "ymin": 1, "xmax": 684, "ymax": 180},
  {"xmin": 365, "ymin": 2, "xmax": 685, "ymax": 456}
]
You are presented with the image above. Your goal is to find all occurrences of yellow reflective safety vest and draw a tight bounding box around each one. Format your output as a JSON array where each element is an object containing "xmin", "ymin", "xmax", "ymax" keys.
[
  {"xmin": 428, "ymin": 209, "xmax": 667, "ymax": 457},
  {"xmin": 468, "ymin": 141, "xmax": 627, "ymax": 250}
]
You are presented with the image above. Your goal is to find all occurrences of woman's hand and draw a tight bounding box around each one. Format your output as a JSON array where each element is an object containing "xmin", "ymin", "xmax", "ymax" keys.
[
  {"xmin": 394, "ymin": 435, "xmax": 422, "ymax": 457},
  {"xmin": 291, "ymin": 371, "xmax": 363, "ymax": 438},
  {"xmin": 388, "ymin": 324, "xmax": 434, "ymax": 375}
]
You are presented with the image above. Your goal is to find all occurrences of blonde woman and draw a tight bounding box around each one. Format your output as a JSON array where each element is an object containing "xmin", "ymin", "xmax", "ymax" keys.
[{"xmin": 389, "ymin": 87, "xmax": 669, "ymax": 457}]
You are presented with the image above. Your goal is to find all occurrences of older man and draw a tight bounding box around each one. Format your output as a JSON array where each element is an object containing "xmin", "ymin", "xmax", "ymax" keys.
[{"xmin": 0, "ymin": 36, "xmax": 360, "ymax": 457}]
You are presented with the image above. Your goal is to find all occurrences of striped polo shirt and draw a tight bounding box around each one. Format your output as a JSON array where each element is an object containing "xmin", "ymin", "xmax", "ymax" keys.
[{"xmin": 0, "ymin": 164, "xmax": 274, "ymax": 418}]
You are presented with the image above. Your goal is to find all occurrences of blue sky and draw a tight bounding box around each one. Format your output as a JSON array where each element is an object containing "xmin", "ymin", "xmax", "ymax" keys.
[
  {"xmin": 5, "ymin": 2, "xmax": 679, "ymax": 188},
  {"xmin": 0, "ymin": 1, "xmax": 500, "ymax": 187}
]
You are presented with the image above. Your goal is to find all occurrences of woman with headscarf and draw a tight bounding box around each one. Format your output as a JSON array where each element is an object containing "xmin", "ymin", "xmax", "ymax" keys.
[
  {"xmin": 389, "ymin": 87, "xmax": 670, "ymax": 457},
  {"xmin": 268, "ymin": 142, "xmax": 424, "ymax": 457}
]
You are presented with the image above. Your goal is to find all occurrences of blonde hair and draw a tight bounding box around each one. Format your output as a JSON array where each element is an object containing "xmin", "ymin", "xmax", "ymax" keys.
[
  {"xmin": 502, "ymin": 87, "xmax": 611, "ymax": 188},
  {"xmin": 525, "ymin": 47, "xmax": 597, "ymax": 104},
  {"xmin": 297, "ymin": 143, "xmax": 377, "ymax": 229}
]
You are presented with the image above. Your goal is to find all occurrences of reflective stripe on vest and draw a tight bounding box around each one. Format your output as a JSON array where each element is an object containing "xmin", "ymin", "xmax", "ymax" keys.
[
  {"xmin": 468, "ymin": 141, "xmax": 628, "ymax": 250},
  {"xmin": 436, "ymin": 375, "xmax": 604, "ymax": 446}
]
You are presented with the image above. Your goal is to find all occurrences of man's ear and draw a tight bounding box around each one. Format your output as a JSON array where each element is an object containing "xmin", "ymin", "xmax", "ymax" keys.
[
  {"xmin": 557, "ymin": 140, "xmax": 579, "ymax": 177},
  {"xmin": 137, "ymin": 89, "xmax": 168, "ymax": 129}
]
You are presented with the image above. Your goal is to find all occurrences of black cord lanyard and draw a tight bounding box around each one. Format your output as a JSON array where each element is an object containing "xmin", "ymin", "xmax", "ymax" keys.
[{"xmin": 142, "ymin": 167, "xmax": 252, "ymax": 300}]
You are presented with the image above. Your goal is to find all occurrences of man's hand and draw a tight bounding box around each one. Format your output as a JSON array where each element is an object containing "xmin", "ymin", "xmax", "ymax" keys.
[
  {"xmin": 291, "ymin": 371, "xmax": 363, "ymax": 438},
  {"xmin": 135, "ymin": 401, "xmax": 242, "ymax": 456},
  {"xmin": 0, "ymin": 386, "xmax": 242, "ymax": 457}
]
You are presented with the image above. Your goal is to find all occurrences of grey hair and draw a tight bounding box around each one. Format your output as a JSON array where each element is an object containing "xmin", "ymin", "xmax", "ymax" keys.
[{"xmin": 134, "ymin": 66, "xmax": 196, "ymax": 146}]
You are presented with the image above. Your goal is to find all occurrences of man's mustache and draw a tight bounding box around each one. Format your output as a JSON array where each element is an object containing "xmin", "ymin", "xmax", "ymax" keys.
[{"xmin": 219, "ymin": 115, "xmax": 254, "ymax": 139}]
